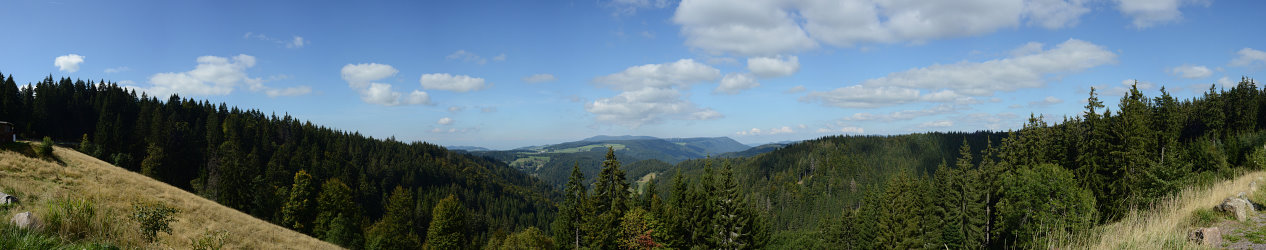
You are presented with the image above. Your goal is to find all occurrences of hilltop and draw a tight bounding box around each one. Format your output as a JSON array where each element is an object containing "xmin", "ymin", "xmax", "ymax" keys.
[
  {"xmin": 0, "ymin": 142, "xmax": 339, "ymax": 249},
  {"xmin": 468, "ymin": 135, "xmax": 751, "ymax": 187}
]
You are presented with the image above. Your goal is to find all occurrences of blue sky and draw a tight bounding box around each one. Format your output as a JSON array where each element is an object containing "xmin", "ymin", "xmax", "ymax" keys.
[{"xmin": 2, "ymin": 0, "xmax": 1265, "ymax": 149}]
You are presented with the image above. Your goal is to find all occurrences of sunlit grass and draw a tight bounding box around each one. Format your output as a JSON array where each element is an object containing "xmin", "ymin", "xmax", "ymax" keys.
[
  {"xmin": 1050, "ymin": 171, "xmax": 1265, "ymax": 249},
  {"xmin": 0, "ymin": 142, "xmax": 341, "ymax": 249}
]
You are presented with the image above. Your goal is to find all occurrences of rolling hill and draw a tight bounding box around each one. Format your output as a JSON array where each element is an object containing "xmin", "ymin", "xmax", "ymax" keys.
[
  {"xmin": 468, "ymin": 135, "xmax": 752, "ymax": 187},
  {"xmin": 0, "ymin": 142, "xmax": 339, "ymax": 249}
]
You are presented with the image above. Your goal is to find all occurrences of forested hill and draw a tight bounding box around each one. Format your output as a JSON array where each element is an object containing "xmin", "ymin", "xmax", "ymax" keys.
[
  {"xmin": 0, "ymin": 73, "xmax": 558, "ymax": 249},
  {"xmin": 468, "ymin": 135, "xmax": 750, "ymax": 187},
  {"xmin": 670, "ymin": 77, "xmax": 1266, "ymax": 248}
]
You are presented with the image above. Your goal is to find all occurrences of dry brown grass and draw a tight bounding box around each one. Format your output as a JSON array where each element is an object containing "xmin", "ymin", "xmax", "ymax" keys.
[
  {"xmin": 1050, "ymin": 171, "xmax": 1265, "ymax": 249},
  {"xmin": 0, "ymin": 143, "xmax": 342, "ymax": 249}
]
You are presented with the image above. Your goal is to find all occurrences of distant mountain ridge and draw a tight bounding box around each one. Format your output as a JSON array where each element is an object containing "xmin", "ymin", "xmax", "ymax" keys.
[{"xmin": 467, "ymin": 135, "xmax": 753, "ymax": 187}]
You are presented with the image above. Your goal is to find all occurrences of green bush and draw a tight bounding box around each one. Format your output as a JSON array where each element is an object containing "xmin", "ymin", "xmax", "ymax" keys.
[
  {"xmin": 43, "ymin": 197, "xmax": 99, "ymax": 240},
  {"xmin": 131, "ymin": 201, "xmax": 179, "ymax": 243},
  {"xmin": 190, "ymin": 229, "xmax": 229, "ymax": 250},
  {"xmin": 1188, "ymin": 207, "xmax": 1231, "ymax": 228},
  {"xmin": 36, "ymin": 136, "xmax": 54, "ymax": 158}
]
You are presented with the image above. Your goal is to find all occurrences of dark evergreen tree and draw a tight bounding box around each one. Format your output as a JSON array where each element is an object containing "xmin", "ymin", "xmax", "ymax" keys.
[{"xmin": 551, "ymin": 162, "xmax": 588, "ymax": 249}]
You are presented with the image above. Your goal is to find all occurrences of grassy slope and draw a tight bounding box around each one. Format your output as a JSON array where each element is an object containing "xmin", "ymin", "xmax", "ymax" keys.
[
  {"xmin": 1055, "ymin": 170, "xmax": 1265, "ymax": 249},
  {"xmin": 0, "ymin": 143, "xmax": 340, "ymax": 249}
]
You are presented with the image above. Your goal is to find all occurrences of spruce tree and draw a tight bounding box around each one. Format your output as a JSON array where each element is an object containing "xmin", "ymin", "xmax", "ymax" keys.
[
  {"xmin": 588, "ymin": 147, "xmax": 629, "ymax": 249},
  {"xmin": 552, "ymin": 162, "xmax": 588, "ymax": 249},
  {"xmin": 712, "ymin": 161, "xmax": 748, "ymax": 249}
]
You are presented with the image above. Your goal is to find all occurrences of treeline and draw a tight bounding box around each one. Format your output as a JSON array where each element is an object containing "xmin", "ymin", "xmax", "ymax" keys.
[
  {"xmin": 819, "ymin": 79, "xmax": 1266, "ymax": 248},
  {"xmin": 0, "ymin": 72, "xmax": 558, "ymax": 249},
  {"xmin": 545, "ymin": 148, "xmax": 770, "ymax": 249}
]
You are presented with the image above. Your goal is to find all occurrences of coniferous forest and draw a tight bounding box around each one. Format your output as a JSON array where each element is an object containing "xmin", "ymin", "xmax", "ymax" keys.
[{"xmin": 4, "ymin": 70, "xmax": 1266, "ymax": 248}]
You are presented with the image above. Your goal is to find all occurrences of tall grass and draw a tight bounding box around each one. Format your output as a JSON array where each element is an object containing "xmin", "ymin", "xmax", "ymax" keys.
[{"xmin": 1050, "ymin": 171, "xmax": 1264, "ymax": 249}]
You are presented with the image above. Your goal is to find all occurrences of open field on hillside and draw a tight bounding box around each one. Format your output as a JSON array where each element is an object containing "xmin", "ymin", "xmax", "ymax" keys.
[{"xmin": 0, "ymin": 142, "xmax": 340, "ymax": 249}]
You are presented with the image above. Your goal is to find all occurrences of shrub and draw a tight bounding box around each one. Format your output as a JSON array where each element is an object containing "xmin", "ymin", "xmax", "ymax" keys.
[
  {"xmin": 36, "ymin": 136, "xmax": 54, "ymax": 158},
  {"xmin": 190, "ymin": 229, "xmax": 229, "ymax": 250},
  {"xmin": 43, "ymin": 197, "xmax": 99, "ymax": 240},
  {"xmin": 131, "ymin": 201, "xmax": 179, "ymax": 243}
]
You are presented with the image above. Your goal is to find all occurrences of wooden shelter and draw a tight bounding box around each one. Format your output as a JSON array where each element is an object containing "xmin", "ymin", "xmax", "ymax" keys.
[{"xmin": 0, "ymin": 121, "xmax": 13, "ymax": 143}]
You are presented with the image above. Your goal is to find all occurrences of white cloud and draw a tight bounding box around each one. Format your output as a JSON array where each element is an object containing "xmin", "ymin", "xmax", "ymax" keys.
[
  {"xmin": 784, "ymin": 85, "xmax": 806, "ymax": 94},
  {"xmin": 265, "ymin": 86, "xmax": 312, "ymax": 97},
  {"xmin": 844, "ymin": 104, "xmax": 958, "ymax": 121},
  {"xmin": 588, "ymin": 59, "xmax": 725, "ymax": 127},
  {"xmin": 1114, "ymin": 0, "xmax": 1209, "ymax": 29},
  {"xmin": 593, "ymin": 59, "xmax": 720, "ymax": 91},
  {"xmin": 816, "ymin": 126, "xmax": 865, "ymax": 134},
  {"xmin": 747, "ymin": 55, "xmax": 799, "ymax": 78},
  {"xmin": 673, "ymin": 0, "xmax": 817, "ymax": 56},
  {"xmin": 1218, "ymin": 76, "xmax": 1235, "ymax": 86},
  {"xmin": 919, "ymin": 120, "xmax": 954, "ymax": 128},
  {"xmin": 522, "ymin": 73, "xmax": 558, "ymax": 83},
  {"xmin": 586, "ymin": 87, "xmax": 722, "ymax": 127},
  {"xmin": 419, "ymin": 73, "xmax": 487, "ymax": 92},
  {"xmin": 362, "ymin": 83, "xmax": 403, "ymax": 106},
  {"xmin": 448, "ymin": 106, "xmax": 465, "ymax": 112},
  {"xmin": 54, "ymin": 54, "xmax": 85, "ymax": 73},
  {"xmin": 438, "ymin": 117, "xmax": 454, "ymax": 125},
  {"xmin": 286, "ymin": 36, "xmax": 307, "ymax": 48},
  {"xmin": 340, "ymin": 63, "xmax": 430, "ymax": 105},
  {"xmin": 715, "ymin": 73, "xmax": 759, "ymax": 94},
  {"xmin": 104, "ymin": 66, "xmax": 129, "ymax": 73},
  {"xmin": 446, "ymin": 50, "xmax": 504, "ymax": 65},
  {"xmin": 736, "ymin": 126, "xmax": 796, "ymax": 136},
  {"xmin": 1024, "ymin": 0, "xmax": 1091, "ymax": 29},
  {"xmin": 138, "ymin": 54, "xmax": 306, "ymax": 98},
  {"xmin": 1029, "ymin": 96, "xmax": 1063, "ymax": 106},
  {"xmin": 341, "ymin": 63, "xmax": 399, "ymax": 88},
  {"xmin": 405, "ymin": 90, "xmax": 432, "ymax": 105},
  {"xmin": 802, "ymin": 39, "xmax": 1115, "ymax": 108},
  {"xmin": 1230, "ymin": 48, "xmax": 1266, "ymax": 67},
  {"xmin": 674, "ymin": 0, "xmax": 1047, "ymax": 56},
  {"xmin": 244, "ymin": 32, "xmax": 308, "ymax": 49},
  {"xmin": 1169, "ymin": 64, "xmax": 1212, "ymax": 79}
]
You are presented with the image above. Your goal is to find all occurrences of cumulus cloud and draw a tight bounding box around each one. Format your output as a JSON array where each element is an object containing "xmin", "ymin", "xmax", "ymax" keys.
[
  {"xmin": 747, "ymin": 55, "xmax": 799, "ymax": 78},
  {"xmin": 341, "ymin": 63, "xmax": 399, "ymax": 88},
  {"xmin": 1024, "ymin": 0, "xmax": 1091, "ymax": 29},
  {"xmin": 54, "ymin": 54, "xmax": 85, "ymax": 73},
  {"xmin": 586, "ymin": 87, "xmax": 721, "ymax": 127},
  {"xmin": 715, "ymin": 73, "xmax": 759, "ymax": 94},
  {"xmin": 419, "ymin": 73, "xmax": 487, "ymax": 92},
  {"xmin": 1169, "ymin": 64, "xmax": 1212, "ymax": 79},
  {"xmin": 1230, "ymin": 48, "xmax": 1266, "ymax": 67},
  {"xmin": 438, "ymin": 117, "xmax": 454, "ymax": 125},
  {"xmin": 802, "ymin": 39, "xmax": 1116, "ymax": 108},
  {"xmin": 587, "ymin": 59, "xmax": 726, "ymax": 127},
  {"xmin": 341, "ymin": 63, "xmax": 431, "ymax": 106},
  {"xmin": 522, "ymin": 73, "xmax": 558, "ymax": 83},
  {"xmin": 593, "ymin": 59, "xmax": 720, "ymax": 91},
  {"xmin": 1115, "ymin": 0, "xmax": 1210, "ymax": 29},
  {"xmin": 134, "ymin": 54, "xmax": 308, "ymax": 98}
]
